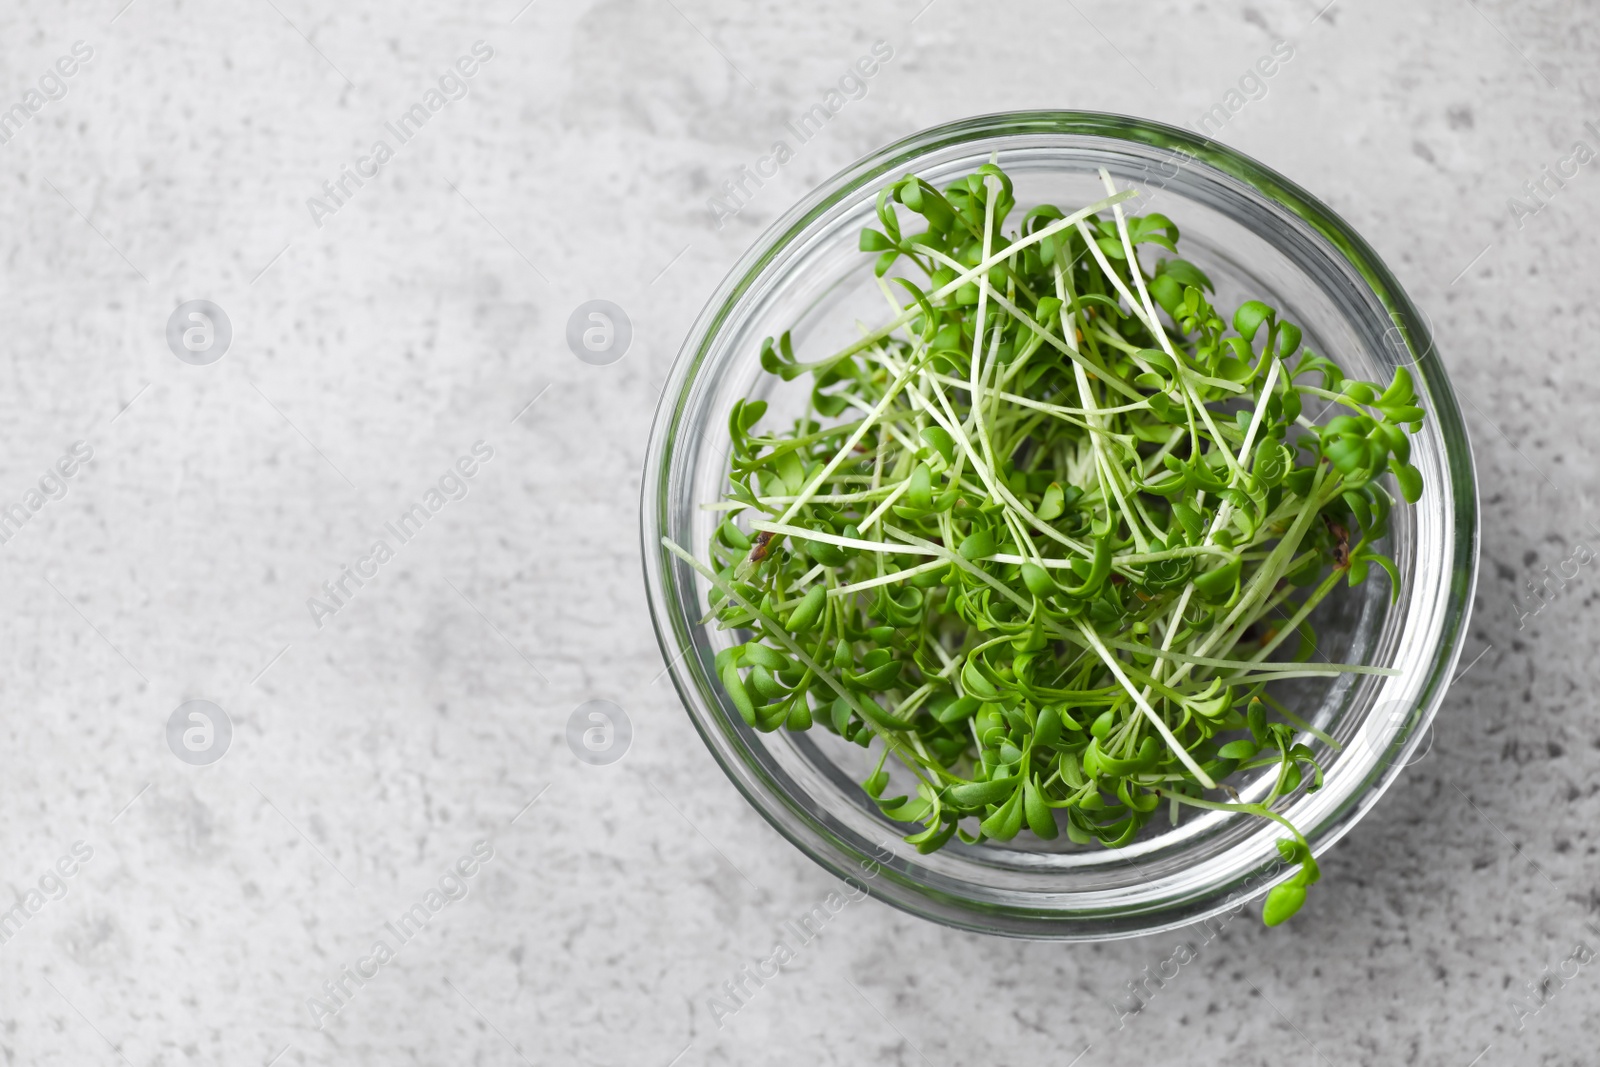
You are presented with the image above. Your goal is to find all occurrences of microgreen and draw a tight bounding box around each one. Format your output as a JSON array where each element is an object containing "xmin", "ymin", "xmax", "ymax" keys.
[{"xmin": 668, "ymin": 163, "xmax": 1424, "ymax": 927}]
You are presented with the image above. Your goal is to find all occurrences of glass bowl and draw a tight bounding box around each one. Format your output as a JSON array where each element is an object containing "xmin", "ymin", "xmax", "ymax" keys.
[{"xmin": 640, "ymin": 111, "xmax": 1478, "ymax": 940}]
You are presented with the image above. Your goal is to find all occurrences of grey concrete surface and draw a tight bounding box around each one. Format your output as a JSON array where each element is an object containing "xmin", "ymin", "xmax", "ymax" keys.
[{"xmin": 0, "ymin": 0, "xmax": 1594, "ymax": 1064}]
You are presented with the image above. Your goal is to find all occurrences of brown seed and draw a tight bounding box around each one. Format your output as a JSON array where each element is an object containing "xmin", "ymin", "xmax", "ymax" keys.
[{"xmin": 1323, "ymin": 515, "xmax": 1351, "ymax": 569}]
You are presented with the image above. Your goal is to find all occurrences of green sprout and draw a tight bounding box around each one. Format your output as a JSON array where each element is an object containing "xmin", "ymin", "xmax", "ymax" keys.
[{"xmin": 665, "ymin": 162, "xmax": 1423, "ymax": 927}]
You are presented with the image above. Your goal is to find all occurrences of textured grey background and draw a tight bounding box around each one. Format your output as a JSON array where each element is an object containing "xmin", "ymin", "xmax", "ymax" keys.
[{"xmin": 0, "ymin": 0, "xmax": 1593, "ymax": 1064}]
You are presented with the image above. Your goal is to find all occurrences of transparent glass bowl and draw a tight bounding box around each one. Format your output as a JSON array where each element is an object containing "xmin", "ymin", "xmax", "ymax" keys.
[{"xmin": 640, "ymin": 112, "xmax": 1478, "ymax": 940}]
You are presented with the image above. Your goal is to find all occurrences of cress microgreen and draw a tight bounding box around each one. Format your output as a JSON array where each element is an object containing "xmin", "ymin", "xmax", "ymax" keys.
[{"xmin": 665, "ymin": 163, "xmax": 1424, "ymax": 927}]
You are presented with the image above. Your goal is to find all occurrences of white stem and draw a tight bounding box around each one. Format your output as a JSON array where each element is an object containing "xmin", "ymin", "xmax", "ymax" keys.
[
  {"xmin": 775, "ymin": 351, "xmax": 925, "ymax": 527},
  {"xmin": 1076, "ymin": 620, "xmax": 1217, "ymax": 789},
  {"xmin": 797, "ymin": 189, "xmax": 1139, "ymax": 372}
]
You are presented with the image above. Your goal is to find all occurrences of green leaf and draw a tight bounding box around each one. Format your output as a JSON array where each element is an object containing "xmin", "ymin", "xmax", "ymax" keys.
[
  {"xmin": 1158, "ymin": 258, "xmax": 1213, "ymax": 293},
  {"xmin": 920, "ymin": 425, "xmax": 956, "ymax": 465},
  {"xmin": 748, "ymin": 663, "xmax": 785, "ymax": 700},
  {"xmin": 1324, "ymin": 436, "xmax": 1371, "ymax": 476},
  {"xmin": 958, "ymin": 528, "xmax": 998, "ymax": 560},
  {"xmin": 1149, "ymin": 273, "xmax": 1183, "ymax": 317},
  {"xmin": 812, "ymin": 387, "xmax": 848, "ymax": 417},
  {"xmin": 729, "ymin": 399, "xmax": 767, "ymax": 446},
  {"xmin": 1024, "ymin": 776, "xmax": 1058, "ymax": 839},
  {"xmin": 808, "ymin": 536, "xmax": 848, "ymax": 567},
  {"xmin": 844, "ymin": 660, "xmax": 901, "ymax": 690},
  {"xmin": 979, "ymin": 787, "xmax": 1025, "ymax": 840},
  {"xmin": 1021, "ymin": 562, "xmax": 1055, "ymax": 598},
  {"xmin": 1036, "ymin": 481, "xmax": 1066, "ymax": 521},
  {"xmin": 1276, "ymin": 322, "xmax": 1302, "ymax": 358},
  {"xmin": 1170, "ymin": 501, "xmax": 1203, "ymax": 544},
  {"xmin": 961, "ymin": 659, "xmax": 999, "ymax": 699},
  {"xmin": 830, "ymin": 696, "xmax": 852, "ymax": 734},
  {"xmin": 785, "ymin": 585, "xmax": 826, "ymax": 634},
  {"xmin": 720, "ymin": 663, "xmax": 756, "ymax": 726},
  {"xmin": 1057, "ymin": 537, "xmax": 1112, "ymax": 598},
  {"xmin": 859, "ymin": 227, "xmax": 897, "ymax": 252},
  {"xmin": 1378, "ymin": 365, "xmax": 1415, "ymax": 406},
  {"xmin": 1233, "ymin": 300, "xmax": 1273, "ymax": 341},
  {"xmin": 934, "ymin": 695, "xmax": 981, "ymax": 724},
  {"xmin": 946, "ymin": 775, "xmax": 1017, "ymax": 809},
  {"xmin": 1262, "ymin": 882, "xmax": 1307, "ymax": 926},
  {"xmin": 717, "ymin": 519, "xmax": 751, "ymax": 551},
  {"xmin": 1192, "ymin": 557, "xmax": 1241, "ymax": 602},
  {"xmin": 1391, "ymin": 459, "xmax": 1423, "ymax": 503},
  {"xmin": 855, "ymin": 695, "xmax": 914, "ymax": 730},
  {"xmin": 1249, "ymin": 443, "xmax": 1289, "ymax": 487},
  {"xmin": 743, "ymin": 643, "xmax": 787, "ymax": 671},
  {"xmin": 1340, "ymin": 380, "xmax": 1376, "ymax": 404},
  {"xmin": 907, "ymin": 463, "xmax": 934, "ymax": 509}
]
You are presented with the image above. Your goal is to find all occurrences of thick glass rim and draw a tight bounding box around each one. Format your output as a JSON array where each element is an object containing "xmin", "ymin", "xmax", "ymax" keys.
[{"xmin": 640, "ymin": 110, "xmax": 1479, "ymax": 940}]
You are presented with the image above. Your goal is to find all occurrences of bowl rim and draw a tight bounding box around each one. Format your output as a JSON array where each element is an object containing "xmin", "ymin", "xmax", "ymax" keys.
[{"xmin": 640, "ymin": 109, "xmax": 1480, "ymax": 939}]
